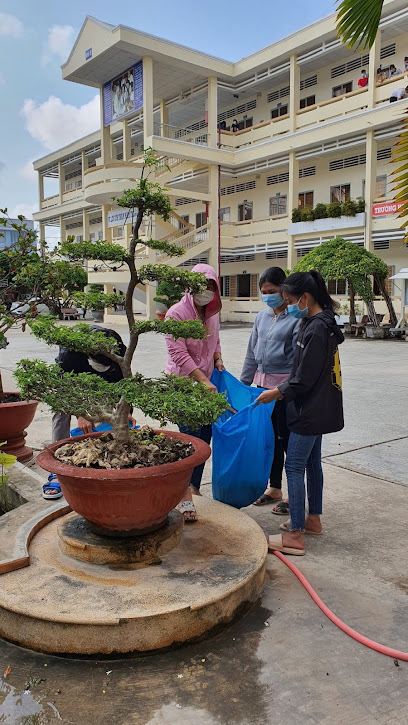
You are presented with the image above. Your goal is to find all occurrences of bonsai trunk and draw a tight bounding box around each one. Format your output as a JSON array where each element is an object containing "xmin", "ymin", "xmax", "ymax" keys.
[
  {"xmin": 0, "ymin": 370, "xmax": 3, "ymax": 403},
  {"xmin": 365, "ymin": 298, "xmax": 378, "ymax": 326},
  {"xmin": 111, "ymin": 398, "xmax": 132, "ymax": 445},
  {"xmin": 374, "ymin": 273, "xmax": 397, "ymax": 327}
]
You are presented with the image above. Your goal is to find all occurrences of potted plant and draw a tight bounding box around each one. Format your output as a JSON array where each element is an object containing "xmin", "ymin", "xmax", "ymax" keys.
[{"xmin": 15, "ymin": 150, "xmax": 228, "ymax": 534}]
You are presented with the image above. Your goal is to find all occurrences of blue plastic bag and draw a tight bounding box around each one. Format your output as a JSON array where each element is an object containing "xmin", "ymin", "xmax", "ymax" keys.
[
  {"xmin": 70, "ymin": 421, "xmax": 139, "ymax": 437},
  {"xmin": 211, "ymin": 370, "xmax": 275, "ymax": 508}
]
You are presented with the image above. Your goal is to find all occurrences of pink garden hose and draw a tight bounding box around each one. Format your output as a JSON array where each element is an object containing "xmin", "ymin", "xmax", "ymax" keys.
[{"xmin": 273, "ymin": 550, "xmax": 408, "ymax": 661}]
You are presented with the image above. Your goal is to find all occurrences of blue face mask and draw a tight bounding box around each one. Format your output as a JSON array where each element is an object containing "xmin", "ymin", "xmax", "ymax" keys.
[
  {"xmin": 262, "ymin": 293, "xmax": 283, "ymax": 309},
  {"xmin": 287, "ymin": 297, "xmax": 308, "ymax": 319}
]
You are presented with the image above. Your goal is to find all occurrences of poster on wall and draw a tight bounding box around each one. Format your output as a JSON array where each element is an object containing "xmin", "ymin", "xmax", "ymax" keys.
[{"xmin": 103, "ymin": 60, "xmax": 143, "ymax": 126}]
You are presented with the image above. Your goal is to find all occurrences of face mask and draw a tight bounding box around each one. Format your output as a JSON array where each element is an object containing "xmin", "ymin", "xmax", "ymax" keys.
[
  {"xmin": 88, "ymin": 358, "xmax": 111, "ymax": 373},
  {"xmin": 194, "ymin": 290, "xmax": 215, "ymax": 306},
  {"xmin": 287, "ymin": 297, "xmax": 308, "ymax": 319},
  {"xmin": 262, "ymin": 293, "xmax": 283, "ymax": 309}
]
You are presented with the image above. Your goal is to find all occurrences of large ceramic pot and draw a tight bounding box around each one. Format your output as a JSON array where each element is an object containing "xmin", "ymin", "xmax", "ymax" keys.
[
  {"xmin": 91, "ymin": 309, "xmax": 104, "ymax": 322},
  {"xmin": 36, "ymin": 430, "xmax": 211, "ymax": 534},
  {"xmin": 0, "ymin": 393, "xmax": 38, "ymax": 462},
  {"xmin": 365, "ymin": 326, "xmax": 389, "ymax": 339}
]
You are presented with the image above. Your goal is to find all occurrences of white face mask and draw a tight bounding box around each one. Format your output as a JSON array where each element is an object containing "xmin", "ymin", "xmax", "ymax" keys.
[
  {"xmin": 88, "ymin": 358, "xmax": 111, "ymax": 373},
  {"xmin": 193, "ymin": 290, "xmax": 215, "ymax": 306}
]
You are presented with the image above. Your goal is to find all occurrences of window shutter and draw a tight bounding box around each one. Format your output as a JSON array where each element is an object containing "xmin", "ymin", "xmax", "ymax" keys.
[
  {"xmin": 230, "ymin": 276, "xmax": 237, "ymax": 298},
  {"xmin": 250, "ymin": 274, "xmax": 259, "ymax": 297}
]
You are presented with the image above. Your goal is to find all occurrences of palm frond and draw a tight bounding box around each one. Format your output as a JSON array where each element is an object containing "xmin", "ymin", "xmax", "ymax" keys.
[{"xmin": 336, "ymin": 0, "xmax": 384, "ymax": 50}]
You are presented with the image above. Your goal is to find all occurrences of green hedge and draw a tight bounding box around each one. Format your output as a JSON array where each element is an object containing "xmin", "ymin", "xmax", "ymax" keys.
[{"xmin": 291, "ymin": 198, "xmax": 365, "ymax": 223}]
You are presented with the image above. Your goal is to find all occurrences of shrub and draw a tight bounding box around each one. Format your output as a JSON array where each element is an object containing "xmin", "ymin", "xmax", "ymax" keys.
[
  {"xmin": 291, "ymin": 208, "xmax": 302, "ymax": 223},
  {"xmin": 327, "ymin": 202, "xmax": 342, "ymax": 218},
  {"xmin": 356, "ymin": 197, "xmax": 366, "ymax": 213},
  {"xmin": 313, "ymin": 203, "xmax": 328, "ymax": 219},
  {"xmin": 301, "ymin": 207, "xmax": 315, "ymax": 222},
  {"xmin": 341, "ymin": 199, "xmax": 358, "ymax": 217}
]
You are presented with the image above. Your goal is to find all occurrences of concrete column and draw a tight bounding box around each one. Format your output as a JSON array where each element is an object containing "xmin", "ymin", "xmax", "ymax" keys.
[
  {"xmin": 368, "ymin": 31, "xmax": 381, "ymax": 109},
  {"xmin": 364, "ymin": 130, "xmax": 377, "ymax": 252},
  {"xmin": 287, "ymin": 152, "xmax": 298, "ymax": 270},
  {"xmin": 59, "ymin": 215, "xmax": 65, "ymax": 244},
  {"xmin": 101, "ymin": 204, "xmax": 111, "ymax": 242},
  {"xmin": 289, "ymin": 54, "xmax": 300, "ymax": 134},
  {"xmin": 143, "ymin": 56, "xmax": 154, "ymax": 146},
  {"xmin": 123, "ymin": 119, "xmax": 131, "ymax": 161},
  {"xmin": 207, "ymin": 76, "xmax": 218, "ymax": 147},
  {"xmin": 82, "ymin": 209, "xmax": 90, "ymax": 242},
  {"xmin": 99, "ymin": 86, "xmax": 112, "ymax": 165},
  {"xmin": 160, "ymin": 99, "xmax": 169, "ymax": 137},
  {"xmin": 207, "ymin": 165, "xmax": 219, "ymax": 272},
  {"xmin": 58, "ymin": 161, "xmax": 63, "ymax": 204},
  {"xmin": 39, "ymin": 223, "xmax": 45, "ymax": 244},
  {"xmin": 38, "ymin": 172, "xmax": 44, "ymax": 207}
]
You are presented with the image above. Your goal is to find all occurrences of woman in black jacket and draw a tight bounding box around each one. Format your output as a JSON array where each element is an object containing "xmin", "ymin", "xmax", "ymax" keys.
[{"xmin": 256, "ymin": 271, "xmax": 344, "ymax": 556}]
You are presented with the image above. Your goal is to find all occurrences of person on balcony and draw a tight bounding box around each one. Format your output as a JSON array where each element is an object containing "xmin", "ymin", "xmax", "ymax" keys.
[
  {"xmin": 389, "ymin": 64, "xmax": 402, "ymax": 76},
  {"xmin": 240, "ymin": 267, "xmax": 299, "ymax": 515},
  {"xmin": 231, "ymin": 119, "xmax": 239, "ymax": 133},
  {"xmin": 389, "ymin": 86, "xmax": 408, "ymax": 102},
  {"xmin": 404, "ymin": 57, "xmax": 408, "ymax": 73},
  {"xmin": 357, "ymin": 70, "xmax": 369, "ymax": 88},
  {"xmin": 164, "ymin": 264, "xmax": 223, "ymax": 522}
]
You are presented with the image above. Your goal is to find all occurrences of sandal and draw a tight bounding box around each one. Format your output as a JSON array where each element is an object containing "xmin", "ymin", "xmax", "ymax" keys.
[
  {"xmin": 253, "ymin": 493, "xmax": 283, "ymax": 507},
  {"xmin": 267, "ymin": 534, "xmax": 305, "ymax": 556},
  {"xmin": 176, "ymin": 500, "xmax": 197, "ymax": 522},
  {"xmin": 42, "ymin": 474, "xmax": 63, "ymax": 500},
  {"xmin": 279, "ymin": 519, "xmax": 322, "ymax": 536},
  {"xmin": 271, "ymin": 500, "xmax": 290, "ymax": 516}
]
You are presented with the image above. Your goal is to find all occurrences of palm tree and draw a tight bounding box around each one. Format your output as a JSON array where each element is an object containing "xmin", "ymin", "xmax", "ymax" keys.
[{"xmin": 336, "ymin": 0, "xmax": 408, "ymax": 237}]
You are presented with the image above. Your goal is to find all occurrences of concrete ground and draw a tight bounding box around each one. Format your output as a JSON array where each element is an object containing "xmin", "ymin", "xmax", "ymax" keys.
[{"xmin": 1, "ymin": 325, "xmax": 408, "ymax": 724}]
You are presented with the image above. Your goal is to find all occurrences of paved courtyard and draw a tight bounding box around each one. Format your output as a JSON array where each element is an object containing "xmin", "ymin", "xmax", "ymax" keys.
[{"xmin": 1, "ymin": 325, "xmax": 408, "ymax": 724}]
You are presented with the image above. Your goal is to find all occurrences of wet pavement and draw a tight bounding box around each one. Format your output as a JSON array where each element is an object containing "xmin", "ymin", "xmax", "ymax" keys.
[{"xmin": 1, "ymin": 326, "xmax": 408, "ymax": 724}]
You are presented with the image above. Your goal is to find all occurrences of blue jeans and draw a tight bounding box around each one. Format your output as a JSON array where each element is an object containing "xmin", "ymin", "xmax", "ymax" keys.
[
  {"xmin": 178, "ymin": 424, "xmax": 212, "ymax": 490},
  {"xmin": 285, "ymin": 432, "xmax": 323, "ymax": 531}
]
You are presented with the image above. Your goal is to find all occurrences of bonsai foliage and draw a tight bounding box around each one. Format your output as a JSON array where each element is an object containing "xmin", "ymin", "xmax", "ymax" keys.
[
  {"xmin": 294, "ymin": 237, "xmax": 397, "ymax": 326},
  {"xmin": 15, "ymin": 149, "xmax": 228, "ymax": 443},
  {"xmin": 291, "ymin": 199, "xmax": 364, "ymax": 223},
  {"xmin": 154, "ymin": 279, "xmax": 186, "ymax": 310}
]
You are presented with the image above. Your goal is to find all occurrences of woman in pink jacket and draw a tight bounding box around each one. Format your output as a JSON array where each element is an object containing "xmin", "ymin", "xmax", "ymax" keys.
[{"xmin": 165, "ymin": 264, "xmax": 224, "ymax": 521}]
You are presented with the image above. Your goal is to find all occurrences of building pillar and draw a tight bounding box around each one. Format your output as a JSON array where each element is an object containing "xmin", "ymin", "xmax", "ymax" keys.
[
  {"xmin": 364, "ymin": 130, "xmax": 377, "ymax": 252},
  {"xmin": 123, "ymin": 119, "xmax": 131, "ymax": 161},
  {"xmin": 207, "ymin": 76, "xmax": 218, "ymax": 147},
  {"xmin": 82, "ymin": 209, "xmax": 90, "ymax": 242},
  {"xmin": 38, "ymin": 172, "xmax": 44, "ymax": 207},
  {"xmin": 101, "ymin": 204, "xmax": 112, "ymax": 242},
  {"xmin": 368, "ymin": 30, "xmax": 381, "ymax": 109},
  {"xmin": 58, "ymin": 161, "xmax": 63, "ymax": 204},
  {"xmin": 207, "ymin": 165, "xmax": 219, "ymax": 273},
  {"xmin": 287, "ymin": 152, "xmax": 299, "ymax": 270},
  {"xmin": 143, "ymin": 56, "xmax": 154, "ymax": 146},
  {"xmin": 59, "ymin": 215, "xmax": 65, "ymax": 244},
  {"xmin": 289, "ymin": 54, "xmax": 300, "ymax": 134},
  {"xmin": 160, "ymin": 99, "xmax": 169, "ymax": 137},
  {"xmin": 39, "ymin": 222, "xmax": 45, "ymax": 244},
  {"xmin": 100, "ymin": 86, "xmax": 112, "ymax": 165}
]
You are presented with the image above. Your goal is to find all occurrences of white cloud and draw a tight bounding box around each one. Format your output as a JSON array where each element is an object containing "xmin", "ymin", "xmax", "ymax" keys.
[
  {"xmin": 20, "ymin": 158, "xmax": 37, "ymax": 182},
  {"xmin": 9, "ymin": 203, "xmax": 37, "ymax": 220},
  {"xmin": 42, "ymin": 25, "xmax": 76, "ymax": 66},
  {"xmin": 21, "ymin": 94, "xmax": 99, "ymax": 151},
  {"xmin": 0, "ymin": 13, "xmax": 22, "ymax": 37}
]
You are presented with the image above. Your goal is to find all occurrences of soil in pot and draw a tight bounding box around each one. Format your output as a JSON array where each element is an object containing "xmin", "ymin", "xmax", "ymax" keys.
[
  {"xmin": 1, "ymin": 393, "xmax": 21, "ymax": 403},
  {"xmin": 54, "ymin": 426, "xmax": 194, "ymax": 470}
]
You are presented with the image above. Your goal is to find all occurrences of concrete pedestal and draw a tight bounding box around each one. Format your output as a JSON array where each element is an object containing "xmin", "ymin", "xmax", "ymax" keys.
[{"xmin": 0, "ymin": 497, "xmax": 267, "ymax": 655}]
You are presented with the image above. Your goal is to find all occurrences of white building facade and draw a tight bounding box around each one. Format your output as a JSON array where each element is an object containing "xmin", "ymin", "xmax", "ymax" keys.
[{"xmin": 33, "ymin": 0, "xmax": 408, "ymax": 323}]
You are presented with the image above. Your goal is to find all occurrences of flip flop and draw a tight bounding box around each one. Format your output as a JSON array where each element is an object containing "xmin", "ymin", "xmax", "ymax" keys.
[
  {"xmin": 280, "ymin": 519, "xmax": 323, "ymax": 536},
  {"xmin": 176, "ymin": 500, "xmax": 197, "ymax": 523},
  {"xmin": 271, "ymin": 500, "xmax": 290, "ymax": 516},
  {"xmin": 253, "ymin": 494, "xmax": 283, "ymax": 507},
  {"xmin": 267, "ymin": 534, "xmax": 305, "ymax": 556},
  {"xmin": 42, "ymin": 474, "xmax": 63, "ymax": 500}
]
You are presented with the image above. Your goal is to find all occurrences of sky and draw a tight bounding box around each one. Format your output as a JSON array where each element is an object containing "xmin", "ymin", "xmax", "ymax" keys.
[{"xmin": 0, "ymin": 0, "xmax": 334, "ymax": 225}]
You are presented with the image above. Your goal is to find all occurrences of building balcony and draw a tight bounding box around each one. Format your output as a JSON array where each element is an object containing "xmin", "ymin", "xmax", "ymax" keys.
[
  {"xmin": 221, "ymin": 216, "xmax": 289, "ymax": 248},
  {"xmin": 83, "ymin": 161, "xmax": 142, "ymax": 204},
  {"xmin": 40, "ymin": 194, "xmax": 60, "ymax": 211},
  {"xmin": 289, "ymin": 212, "xmax": 366, "ymax": 236}
]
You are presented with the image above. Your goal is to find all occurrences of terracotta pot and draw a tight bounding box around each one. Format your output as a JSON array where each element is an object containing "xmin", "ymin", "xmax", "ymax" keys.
[
  {"xmin": 0, "ymin": 393, "xmax": 38, "ymax": 462},
  {"xmin": 36, "ymin": 430, "xmax": 211, "ymax": 534},
  {"xmin": 156, "ymin": 312, "xmax": 166, "ymax": 320}
]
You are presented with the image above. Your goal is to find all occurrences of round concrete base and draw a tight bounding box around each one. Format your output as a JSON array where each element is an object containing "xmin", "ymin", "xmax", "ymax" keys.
[
  {"xmin": 58, "ymin": 510, "xmax": 184, "ymax": 568},
  {"xmin": 0, "ymin": 497, "xmax": 267, "ymax": 655}
]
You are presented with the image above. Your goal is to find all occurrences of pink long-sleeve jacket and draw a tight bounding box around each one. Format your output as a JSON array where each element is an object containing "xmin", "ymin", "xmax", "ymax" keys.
[{"xmin": 164, "ymin": 264, "xmax": 222, "ymax": 380}]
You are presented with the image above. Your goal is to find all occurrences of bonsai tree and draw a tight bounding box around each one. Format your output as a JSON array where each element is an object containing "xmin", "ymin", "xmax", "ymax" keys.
[
  {"xmin": 294, "ymin": 237, "xmax": 397, "ymax": 326},
  {"xmin": 153, "ymin": 278, "xmax": 186, "ymax": 310},
  {"xmin": 15, "ymin": 150, "xmax": 227, "ymax": 447}
]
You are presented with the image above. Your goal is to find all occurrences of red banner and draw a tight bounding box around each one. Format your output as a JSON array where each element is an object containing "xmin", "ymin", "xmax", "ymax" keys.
[{"xmin": 372, "ymin": 201, "xmax": 407, "ymax": 217}]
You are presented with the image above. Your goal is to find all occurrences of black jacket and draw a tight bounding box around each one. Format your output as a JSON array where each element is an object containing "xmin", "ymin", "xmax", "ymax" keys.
[
  {"xmin": 278, "ymin": 309, "xmax": 344, "ymax": 435},
  {"xmin": 55, "ymin": 326, "xmax": 125, "ymax": 384}
]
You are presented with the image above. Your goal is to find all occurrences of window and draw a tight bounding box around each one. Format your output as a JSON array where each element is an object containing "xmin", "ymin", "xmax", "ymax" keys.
[
  {"xmin": 236, "ymin": 117, "xmax": 253, "ymax": 130},
  {"xmin": 298, "ymin": 191, "xmax": 314, "ymax": 208},
  {"xmin": 65, "ymin": 183, "xmax": 73, "ymax": 191},
  {"xmin": 327, "ymin": 279, "xmax": 348, "ymax": 295},
  {"xmin": 113, "ymin": 226, "xmax": 124, "ymax": 239},
  {"xmin": 75, "ymin": 180, "xmax": 82, "ymax": 188},
  {"xmin": 330, "ymin": 184, "xmax": 350, "ymax": 203},
  {"xmin": 220, "ymin": 276, "xmax": 230, "ymax": 297},
  {"xmin": 271, "ymin": 105, "xmax": 288, "ymax": 119},
  {"xmin": 98, "ymin": 231, "xmax": 103, "ymax": 240},
  {"xmin": 238, "ymin": 201, "xmax": 253, "ymax": 221},
  {"xmin": 270, "ymin": 195, "xmax": 287, "ymax": 215},
  {"xmin": 75, "ymin": 235, "xmax": 83, "ymax": 243},
  {"xmin": 373, "ymin": 266, "xmax": 393, "ymax": 296},
  {"xmin": 300, "ymin": 95, "xmax": 315, "ymax": 109},
  {"xmin": 179, "ymin": 214, "xmax": 189, "ymax": 229},
  {"xmin": 332, "ymin": 82, "xmax": 352, "ymax": 97},
  {"xmin": 195, "ymin": 212, "xmax": 207, "ymax": 228},
  {"xmin": 219, "ymin": 207, "xmax": 231, "ymax": 222},
  {"xmin": 90, "ymin": 232, "xmax": 96, "ymax": 241},
  {"xmin": 237, "ymin": 274, "xmax": 251, "ymax": 297},
  {"xmin": 362, "ymin": 175, "xmax": 387, "ymax": 199}
]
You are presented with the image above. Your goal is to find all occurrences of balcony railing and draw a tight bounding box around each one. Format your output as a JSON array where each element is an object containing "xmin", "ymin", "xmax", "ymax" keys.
[
  {"xmin": 153, "ymin": 122, "xmax": 208, "ymax": 146},
  {"xmin": 41, "ymin": 194, "xmax": 60, "ymax": 210},
  {"xmin": 156, "ymin": 223, "xmax": 210, "ymax": 263}
]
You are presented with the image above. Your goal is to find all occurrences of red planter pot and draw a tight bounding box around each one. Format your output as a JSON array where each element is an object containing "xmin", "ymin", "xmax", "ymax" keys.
[
  {"xmin": 36, "ymin": 430, "xmax": 211, "ymax": 534},
  {"xmin": 0, "ymin": 393, "xmax": 38, "ymax": 462}
]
